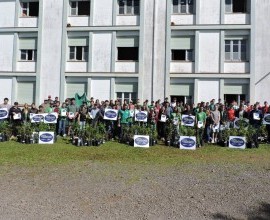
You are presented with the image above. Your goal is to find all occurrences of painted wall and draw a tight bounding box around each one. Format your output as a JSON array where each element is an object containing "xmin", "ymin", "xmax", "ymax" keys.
[
  {"xmin": 199, "ymin": 0, "xmax": 220, "ymax": 24},
  {"xmin": 254, "ymin": 0, "xmax": 270, "ymax": 103},
  {"xmin": 0, "ymin": 78, "xmax": 13, "ymax": 101},
  {"xmin": 0, "ymin": 34, "xmax": 14, "ymax": 71},
  {"xmin": 198, "ymin": 31, "xmax": 220, "ymax": 73},
  {"xmin": 92, "ymin": 0, "xmax": 113, "ymax": 26},
  {"xmin": 0, "ymin": 0, "xmax": 15, "ymax": 27},
  {"xmin": 91, "ymin": 78, "xmax": 111, "ymax": 100},
  {"xmin": 197, "ymin": 80, "xmax": 220, "ymax": 103},
  {"xmin": 91, "ymin": 33, "xmax": 112, "ymax": 72},
  {"xmin": 39, "ymin": 0, "xmax": 64, "ymax": 101}
]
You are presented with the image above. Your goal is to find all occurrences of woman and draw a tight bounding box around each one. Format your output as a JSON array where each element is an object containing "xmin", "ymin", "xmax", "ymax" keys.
[
  {"xmin": 21, "ymin": 103, "xmax": 30, "ymax": 123},
  {"xmin": 170, "ymin": 106, "xmax": 181, "ymax": 136},
  {"xmin": 58, "ymin": 102, "xmax": 68, "ymax": 136},
  {"xmin": 205, "ymin": 109, "xmax": 213, "ymax": 143},
  {"xmin": 157, "ymin": 106, "xmax": 167, "ymax": 141}
]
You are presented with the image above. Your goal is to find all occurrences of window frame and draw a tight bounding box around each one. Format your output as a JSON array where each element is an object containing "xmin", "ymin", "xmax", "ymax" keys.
[
  {"xmin": 171, "ymin": 49, "xmax": 194, "ymax": 62},
  {"xmin": 69, "ymin": 0, "xmax": 90, "ymax": 16},
  {"xmin": 172, "ymin": 0, "xmax": 194, "ymax": 15},
  {"xmin": 68, "ymin": 46, "xmax": 89, "ymax": 61},
  {"xmin": 118, "ymin": 0, "xmax": 140, "ymax": 16},
  {"xmin": 20, "ymin": 1, "xmax": 39, "ymax": 17},
  {"xmin": 225, "ymin": 39, "xmax": 248, "ymax": 62},
  {"xmin": 116, "ymin": 92, "xmax": 137, "ymax": 104},
  {"xmin": 20, "ymin": 49, "xmax": 37, "ymax": 61}
]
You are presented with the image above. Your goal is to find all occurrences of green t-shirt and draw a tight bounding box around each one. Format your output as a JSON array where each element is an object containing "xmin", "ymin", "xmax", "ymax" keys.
[
  {"xmin": 119, "ymin": 110, "xmax": 130, "ymax": 124},
  {"xmin": 196, "ymin": 111, "xmax": 206, "ymax": 123}
]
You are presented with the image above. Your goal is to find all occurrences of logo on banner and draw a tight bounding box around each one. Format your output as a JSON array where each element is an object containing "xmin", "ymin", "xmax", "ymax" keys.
[
  {"xmin": 180, "ymin": 138, "xmax": 196, "ymax": 148},
  {"xmin": 182, "ymin": 116, "xmax": 195, "ymax": 125},
  {"xmin": 32, "ymin": 114, "xmax": 44, "ymax": 122},
  {"xmin": 39, "ymin": 133, "xmax": 54, "ymax": 143},
  {"xmin": 45, "ymin": 114, "xmax": 57, "ymax": 123},
  {"xmin": 263, "ymin": 114, "xmax": 270, "ymax": 124},
  {"xmin": 234, "ymin": 118, "xmax": 249, "ymax": 128},
  {"xmin": 135, "ymin": 137, "xmax": 149, "ymax": 146},
  {"xmin": 105, "ymin": 110, "xmax": 117, "ymax": 119},
  {"xmin": 229, "ymin": 137, "xmax": 245, "ymax": 147},
  {"xmin": 0, "ymin": 109, "xmax": 8, "ymax": 118},
  {"xmin": 136, "ymin": 112, "xmax": 147, "ymax": 121}
]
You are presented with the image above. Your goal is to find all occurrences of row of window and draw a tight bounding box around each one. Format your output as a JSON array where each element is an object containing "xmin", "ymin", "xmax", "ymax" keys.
[
  {"xmin": 19, "ymin": 39, "xmax": 247, "ymax": 62},
  {"xmin": 20, "ymin": 0, "xmax": 248, "ymax": 18}
]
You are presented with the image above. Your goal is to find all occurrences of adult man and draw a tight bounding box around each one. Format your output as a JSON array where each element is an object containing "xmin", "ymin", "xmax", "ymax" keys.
[
  {"xmin": 0, "ymin": 98, "xmax": 12, "ymax": 122},
  {"xmin": 196, "ymin": 105, "xmax": 207, "ymax": 147},
  {"xmin": 118, "ymin": 104, "xmax": 130, "ymax": 142},
  {"xmin": 9, "ymin": 102, "xmax": 22, "ymax": 136},
  {"xmin": 249, "ymin": 103, "xmax": 263, "ymax": 148},
  {"xmin": 210, "ymin": 105, "xmax": 220, "ymax": 143}
]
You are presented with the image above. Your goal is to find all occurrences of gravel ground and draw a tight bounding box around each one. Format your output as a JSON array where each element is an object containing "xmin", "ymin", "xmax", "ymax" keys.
[{"xmin": 0, "ymin": 162, "xmax": 269, "ymax": 220}]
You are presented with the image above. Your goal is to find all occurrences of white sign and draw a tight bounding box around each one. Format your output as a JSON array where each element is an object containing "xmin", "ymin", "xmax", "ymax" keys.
[
  {"xmin": 253, "ymin": 113, "xmax": 260, "ymax": 120},
  {"xmin": 130, "ymin": 110, "xmax": 135, "ymax": 117},
  {"xmin": 173, "ymin": 118, "xmax": 179, "ymax": 126},
  {"xmin": 134, "ymin": 135, "xmax": 150, "ymax": 148},
  {"xmin": 197, "ymin": 121, "xmax": 203, "ymax": 128},
  {"xmin": 39, "ymin": 132, "xmax": 55, "ymax": 144},
  {"xmin": 181, "ymin": 115, "xmax": 195, "ymax": 127},
  {"xmin": 31, "ymin": 114, "xmax": 45, "ymax": 123},
  {"xmin": 61, "ymin": 109, "xmax": 67, "ymax": 117},
  {"xmin": 179, "ymin": 136, "xmax": 196, "ymax": 150},
  {"xmin": 229, "ymin": 136, "xmax": 246, "ymax": 149},
  {"xmin": 104, "ymin": 109, "xmax": 118, "ymax": 121},
  {"xmin": 234, "ymin": 118, "xmax": 249, "ymax": 129},
  {"xmin": 44, "ymin": 113, "xmax": 58, "ymax": 124},
  {"xmin": 13, "ymin": 113, "xmax": 21, "ymax": 120},
  {"xmin": 0, "ymin": 108, "xmax": 8, "ymax": 119},
  {"xmin": 160, "ymin": 114, "xmax": 167, "ymax": 122},
  {"xmin": 68, "ymin": 112, "xmax": 75, "ymax": 119},
  {"xmin": 135, "ymin": 110, "xmax": 148, "ymax": 122},
  {"xmin": 263, "ymin": 114, "xmax": 270, "ymax": 125}
]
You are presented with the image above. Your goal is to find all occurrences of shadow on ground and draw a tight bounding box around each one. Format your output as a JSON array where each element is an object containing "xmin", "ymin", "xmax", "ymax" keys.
[{"xmin": 212, "ymin": 202, "xmax": 270, "ymax": 220}]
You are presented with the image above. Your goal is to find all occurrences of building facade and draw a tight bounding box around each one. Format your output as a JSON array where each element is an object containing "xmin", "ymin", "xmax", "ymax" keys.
[{"xmin": 0, "ymin": 0, "xmax": 270, "ymax": 105}]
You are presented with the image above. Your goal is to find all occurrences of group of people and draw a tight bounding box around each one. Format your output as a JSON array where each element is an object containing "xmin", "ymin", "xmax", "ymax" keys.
[{"xmin": 0, "ymin": 96, "xmax": 270, "ymax": 147}]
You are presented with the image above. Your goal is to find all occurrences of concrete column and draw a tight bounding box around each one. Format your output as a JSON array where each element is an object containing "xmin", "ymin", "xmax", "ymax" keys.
[
  {"xmin": 110, "ymin": 77, "xmax": 115, "ymax": 100},
  {"xmin": 194, "ymin": 30, "xmax": 200, "ymax": 73},
  {"xmin": 219, "ymin": 78, "xmax": 224, "ymax": 103},
  {"xmin": 12, "ymin": 33, "xmax": 18, "ymax": 72},
  {"xmin": 220, "ymin": 30, "xmax": 225, "ymax": 73},
  {"xmin": 194, "ymin": 78, "xmax": 199, "ymax": 104}
]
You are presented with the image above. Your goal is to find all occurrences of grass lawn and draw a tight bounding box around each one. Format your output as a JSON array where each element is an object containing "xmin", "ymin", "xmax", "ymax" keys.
[{"xmin": 0, "ymin": 139, "xmax": 269, "ymax": 169}]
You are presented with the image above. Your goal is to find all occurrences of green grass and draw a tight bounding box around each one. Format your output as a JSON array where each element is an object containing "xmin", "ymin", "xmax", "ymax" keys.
[{"xmin": 0, "ymin": 139, "xmax": 269, "ymax": 169}]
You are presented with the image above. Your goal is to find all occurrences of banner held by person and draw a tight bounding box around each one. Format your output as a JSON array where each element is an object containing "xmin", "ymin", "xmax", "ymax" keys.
[
  {"xmin": 181, "ymin": 115, "xmax": 195, "ymax": 127},
  {"xmin": 0, "ymin": 108, "xmax": 8, "ymax": 119},
  {"xmin": 135, "ymin": 110, "xmax": 148, "ymax": 122},
  {"xmin": 104, "ymin": 109, "xmax": 118, "ymax": 121}
]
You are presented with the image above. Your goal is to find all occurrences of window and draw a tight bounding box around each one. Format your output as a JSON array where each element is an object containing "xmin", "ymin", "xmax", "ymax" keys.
[
  {"xmin": 116, "ymin": 92, "xmax": 137, "ymax": 104},
  {"xmin": 171, "ymin": 37, "xmax": 194, "ymax": 61},
  {"xmin": 69, "ymin": 46, "xmax": 88, "ymax": 61},
  {"xmin": 171, "ymin": 49, "xmax": 193, "ymax": 61},
  {"xmin": 225, "ymin": 40, "xmax": 247, "ymax": 61},
  {"xmin": 172, "ymin": 0, "xmax": 194, "ymax": 14},
  {"xmin": 225, "ymin": 0, "xmax": 247, "ymax": 13},
  {"xmin": 20, "ymin": 50, "xmax": 37, "ymax": 61},
  {"xmin": 70, "ymin": 1, "xmax": 90, "ymax": 16},
  {"xmin": 117, "ymin": 47, "xmax": 138, "ymax": 61},
  {"xmin": 21, "ymin": 1, "xmax": 39, "ymax": 17},
  {"xmin": 118, "ymin": 0, "xmax": 140, "ymax": 15}
]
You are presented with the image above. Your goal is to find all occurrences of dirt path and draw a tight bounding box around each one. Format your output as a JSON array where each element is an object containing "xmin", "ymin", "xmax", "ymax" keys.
[{"xmin": 0, "ymin": 162, "xmax": 269, "ymax": 220}]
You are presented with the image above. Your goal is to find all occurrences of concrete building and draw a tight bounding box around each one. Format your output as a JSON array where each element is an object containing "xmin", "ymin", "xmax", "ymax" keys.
[{"xmin": 0, "ymin": 0, "xmax": 270, "ymax": 105}]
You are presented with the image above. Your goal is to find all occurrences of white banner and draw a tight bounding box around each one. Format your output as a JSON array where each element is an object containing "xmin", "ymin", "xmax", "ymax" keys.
[
  {"xmin": 179, "ymin": 136, "xmax": 196, "ymax": 150},
  {"xmin": 44, "ymin": 113, "xmax": 58, "ymax": 124},
  {"xmin": 181, "ymin": 115, "xmax": 195, "ymax": 127},
  {"xmin": 39, "ymin": 132, "xmax": 55, "ymax": 144},
  {"xmin": 0, "ymin": 108, "xmax": 8, "ymax": 119},
  {"xmin": 134, "ymin": 135, "xmax": 149, "ymax": 148},
  {"xmin": 263, "ymin": 114, "xmax": 270, "ymax": 125},
  {"xmin": 135, "ymin": 110, "xmax": 148, "ymax": 122},
  {"xmin": 31, "ymin": 114, "xmax": 45, "ymax": 123},
  {"xmin": 229, "ymin": 136, "xmax": 246, "ymax": 149},
  {"xmin": 104, "ymin": 109, "xmax": 118, "ymax": 121}
]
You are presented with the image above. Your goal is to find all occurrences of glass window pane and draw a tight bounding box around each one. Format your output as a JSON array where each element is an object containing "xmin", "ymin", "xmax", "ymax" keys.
[
  {"xmin": 225, "ymin": 52, "xmax": 231, "ymax": 61},
  {"xmin": 187, "ymin": 50, "xmax": 193, "ymax": 61},
  {"xmin": 180, "ymin": 4, "xmax": 187, "ymax": 13},
  {"xmin": 240, "ymin": 52, "xmax": 246, "ymax": 61},
  {"xmin": 84, "ymin": 46, "xmax": 88, "ymax": 61},
  {"xmin": 225, "ymin": 44, "xmax": 230, "ymax": 52},
  {"xmin": 127, "ymin": 0, "xmax": 132, "ymax": 14},
  {"xmin": 28, "ymin": 50, "xmax": 33, "ymax": 60},
  {"xmin": 76, "ymin": 46, "xmax": 83, "ymax": 60},
  {"xmin": 71, "ymin": 2, "xmax": 76, "ymax": 15},
  {"xmin": 233, "ymin": 52, "xmax": 239, "ymax": 60},
  {"xmin": 233, "ymin": 43, "xmax": 239, "ymax": 52},
  {"xmin": 21, "ymin": 50, "xmax": 27, "ymax": 60}
]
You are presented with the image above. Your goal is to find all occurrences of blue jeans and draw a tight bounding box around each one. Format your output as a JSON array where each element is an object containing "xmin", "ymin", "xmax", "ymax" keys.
[{"xmin": 58, "ymin": 120, "xmax": 66, "ymax": 135}]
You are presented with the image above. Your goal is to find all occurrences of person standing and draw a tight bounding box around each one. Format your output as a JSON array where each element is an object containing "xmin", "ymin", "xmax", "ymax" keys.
[
  {"xmin": 196, "ymin": 105, "xmax": 207, "ymax": 147},
  {"xmin": 210, "ymin": 105, "xmax": 220, "ymax": 143},
  {"xmin": 249, "ymin": 103, "xmax": 263, "ymax": 148},
  {"xmin": 0, "ymin": 98, "xmax": 12, "ymax": 123},
  {"xmin": 9, "ymin": 102, "xmax": 22, "ymax": 136},
  {"xmin": 58, "ymin": 102, "xmax": 68, "ymax": 136},
  {"xmin": 117, "ymin": 104, "xmax": 130, "ymax": 142}
]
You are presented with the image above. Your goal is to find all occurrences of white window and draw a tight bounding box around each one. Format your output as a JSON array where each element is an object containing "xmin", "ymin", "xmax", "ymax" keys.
[
  {"xmin": 118, "ymin": 0, "xmax": 140, "ymax": 15},
  {"xmin": 21, "ymin": 1, "xmax": 39, "ymax": 17},
  {"xmin": 225, "ymin": 40, "xmax": 247, "ymax": 61},
  {"xmin": 225, "ymin": 0, "xmax": 247, "ymax": 13},
  {"xmin": 69, "ymin": 46, "xmax": 88, "ymax": 61},
  {"xmin": 70, "ymin": 0, "xmax": 90, "ymax": 16},
  {"xmin": 172, "ymin": 0, "xmax": 194, "ymax": 14},
  {"xmin": 116, "ymin": 92, "xmax": 137, "ymax": 104},
  {"xmin": 20, "ymin": 50, "xmax": 37, "ymax": 61}
]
